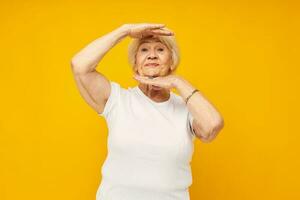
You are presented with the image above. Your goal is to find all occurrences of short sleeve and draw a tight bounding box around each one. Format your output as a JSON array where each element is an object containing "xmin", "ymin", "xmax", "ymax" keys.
[
  {"xmin": 98, "ymin": 81, "xmax": 121, "ymax": 119},
  {"xmin": 187, "ymin": 112, "xmax": 196, "ymax": 139}
]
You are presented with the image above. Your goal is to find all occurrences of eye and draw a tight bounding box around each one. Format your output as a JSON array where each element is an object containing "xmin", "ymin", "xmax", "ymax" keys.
[
  {"xmin": 158, "ymin": 48, "xmax": 164, "ymax": 51},
  {"xmin": 141, "ymin": 48, "xmax": 148, "ymax": 52}
]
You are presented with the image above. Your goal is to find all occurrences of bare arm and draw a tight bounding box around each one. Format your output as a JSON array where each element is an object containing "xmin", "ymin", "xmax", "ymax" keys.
[
  {"xmin": 133, "ymin": 74, "xmax": 224, "ymax": 143},
  {"xmin": 174, "ymin": 77, "xmax": 224, "ymax": 143},
  {"xmin": 71, "ymin": 25, "xmax": 128, "ymax": 74},
  {"xmin": 71, "ymin": 25, "xmax": 129, "ymax": 114},
  {"xmin": 70, "ymin": 23, "xmax": 170, "ymax": 114}
]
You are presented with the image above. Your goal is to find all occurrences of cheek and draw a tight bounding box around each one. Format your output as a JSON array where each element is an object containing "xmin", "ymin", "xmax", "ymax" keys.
[
  {"xmin": 162, "ymin": 55, "xmax": 172, "ymax": 65},
  {"xmin": 136, "ymin": 54, "xmax": 146, "ymax": 64},
  {"xmin": 161, "ymin": 52, "xmax": 171, "ymax": 62}
]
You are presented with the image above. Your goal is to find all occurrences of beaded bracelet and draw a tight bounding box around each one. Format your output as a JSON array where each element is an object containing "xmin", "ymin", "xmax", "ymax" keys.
[{"xmin": 185, "ymin": 89, "xmax": 199, "ymax": 104}]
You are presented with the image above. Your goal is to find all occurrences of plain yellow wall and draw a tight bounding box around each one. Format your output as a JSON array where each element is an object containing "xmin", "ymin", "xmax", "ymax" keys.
[{"xmin": 1, "ymin": 0, "xmax": 299, "ymax": 199}]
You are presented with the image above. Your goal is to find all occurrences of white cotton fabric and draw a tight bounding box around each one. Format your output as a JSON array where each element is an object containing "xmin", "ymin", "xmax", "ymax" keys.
[{"xmin": 96, "ymin": 81, "xmax": 196, "ymax": 200}]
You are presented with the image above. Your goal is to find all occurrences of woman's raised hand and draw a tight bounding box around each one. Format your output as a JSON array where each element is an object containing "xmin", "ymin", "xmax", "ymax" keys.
[{"xmin": 123, "ymin": 23, "xmax": 174, "ymax": 39}]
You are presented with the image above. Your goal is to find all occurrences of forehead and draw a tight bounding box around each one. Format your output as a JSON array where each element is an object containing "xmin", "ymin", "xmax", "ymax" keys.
[{"xmin": 139, "ymin": 40, "xmax": 166, "ymax": 47}]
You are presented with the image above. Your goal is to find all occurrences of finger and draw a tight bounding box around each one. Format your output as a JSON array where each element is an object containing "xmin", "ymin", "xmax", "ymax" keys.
[
  {"xmin": 134, "ymin": 77, "xmax": 151, "ymax": 84},
  {"xmin": 133, "ymin": 74, "xmax": 143, "ymax": 79},
  {"xmin": 149, "ymin": 29, "xmax": 174, "ymax": 36},
  {"xmin": 133, "ymin": 74, "xmax": 146, "ymax": 81},
  {"xmin": 134, "ymin": 76, "xmax": 157, "ymax": 84},
  {"xmin": 148, "ymin": 24, "xmax": 166, "ymax": 29},
  {"xmin": 134, "ymin": 74, "xmax": 150, "ymax": 79},
  {"xmin": 134, "ymin": 75, "xmax": 153, "ymax": 82}
]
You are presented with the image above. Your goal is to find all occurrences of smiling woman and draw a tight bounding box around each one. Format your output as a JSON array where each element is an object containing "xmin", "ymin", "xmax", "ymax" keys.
[
  {"xmin": 127, "ymin": 31, "xmax": 180, "ymax": 94},
  {"xmin": 128, "ymin": 32, "xmax": 180, "ymax": 76},
  {"xmin": 71, "ymin": 23, "xmax": 224, "ymax": 200}
]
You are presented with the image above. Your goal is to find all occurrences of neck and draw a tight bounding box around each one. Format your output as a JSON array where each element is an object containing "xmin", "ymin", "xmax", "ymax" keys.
[{"xmin": 138, "ymin": 83, "xmax": 170, "ymax": 102}]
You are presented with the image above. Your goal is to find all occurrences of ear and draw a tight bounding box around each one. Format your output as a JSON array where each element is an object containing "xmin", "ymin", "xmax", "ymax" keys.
[
  {"xmin": 168, "ymin": 54, "xmax": 175, "ymax": 71},
  {"xmin": 169, "ymin": 59, "xmax": 175, "ymax": 72},
  {"xmin": 133, "ymin": 65, "xmax": 139, "ymax": 75},
  {"xmin": 170, "ymin": 64, "xmax": 175, "ymax": 71}
]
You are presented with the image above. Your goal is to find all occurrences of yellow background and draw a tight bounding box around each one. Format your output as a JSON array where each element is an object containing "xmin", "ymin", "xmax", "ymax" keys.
[{"xmin": 1, "ymin": 0, "xmax": 299, "ymax": 199}]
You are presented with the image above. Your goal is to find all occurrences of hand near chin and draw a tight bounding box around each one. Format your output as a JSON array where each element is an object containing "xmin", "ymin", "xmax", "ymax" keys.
[
  {"xmin": 133, "ymin": 74, "xmax": 179, "ymax": 90},
  {"xmin": 123, "ymin": 23, "xmax": 174, "ymax": 39}
]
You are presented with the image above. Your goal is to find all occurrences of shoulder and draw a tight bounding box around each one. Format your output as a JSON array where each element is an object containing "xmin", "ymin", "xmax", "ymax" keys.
[
  {"xmin": 98, "ymin": 81, "xmax": 130, "ymax": 117},
  {"xmin": 109, "ymin": 81, "xmax": 131, "ymax": 94}
]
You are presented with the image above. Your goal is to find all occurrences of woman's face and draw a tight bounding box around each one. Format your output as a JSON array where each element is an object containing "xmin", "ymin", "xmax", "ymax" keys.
[{"xmin": 135, "ymin": 39, "xmax": 173, "ymax": 78}]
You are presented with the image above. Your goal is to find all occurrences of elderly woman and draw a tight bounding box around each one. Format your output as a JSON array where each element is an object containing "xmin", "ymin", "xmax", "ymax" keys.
[{"xmin": 71, "ymin": 23, "xmax": 224, "ymax": 200}]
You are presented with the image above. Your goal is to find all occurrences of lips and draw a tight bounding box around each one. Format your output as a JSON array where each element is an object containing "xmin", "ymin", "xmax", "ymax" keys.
[{"xmin": 145, "ymin": 63, "xmax": 159, "ymax": 67}]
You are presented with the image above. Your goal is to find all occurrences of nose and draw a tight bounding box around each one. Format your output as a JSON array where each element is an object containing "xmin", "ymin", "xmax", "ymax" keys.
[{"xmin": 147, "ymin": 50, "xmax": 158, "ymax": 60}]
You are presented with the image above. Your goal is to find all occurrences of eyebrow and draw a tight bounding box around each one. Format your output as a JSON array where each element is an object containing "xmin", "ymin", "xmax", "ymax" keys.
[
  {"xmin": 140, "ymin": 38, "xmax": 161, "ymax": 43},
  {"xmin": 139, "ymin": 42, "xmax": 165, "ymax": 47}
]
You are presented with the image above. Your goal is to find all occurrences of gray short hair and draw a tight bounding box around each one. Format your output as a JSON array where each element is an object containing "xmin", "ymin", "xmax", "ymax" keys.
[{"xmin": 128, "ymin": 32, "xmax": 180, "ymax": 73}]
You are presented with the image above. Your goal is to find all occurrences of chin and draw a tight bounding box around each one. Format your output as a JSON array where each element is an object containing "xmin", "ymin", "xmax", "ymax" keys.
[
  {"xmin": 143, "ymin": 69, "xmax": 160, "ymax": 75},
  {"xmin": 144, "ymin": 73, "xmax": 160, "ymax": 78}
]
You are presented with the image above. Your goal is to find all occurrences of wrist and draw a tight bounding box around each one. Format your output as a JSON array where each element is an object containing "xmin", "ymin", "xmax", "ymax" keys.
[
  {"xmin": 117, "ymin": 24, "xmax": 130, "ymax": 38},
  {"xmin": 172, "ymin": 76, "xmax": 199, "ymax": 103}
]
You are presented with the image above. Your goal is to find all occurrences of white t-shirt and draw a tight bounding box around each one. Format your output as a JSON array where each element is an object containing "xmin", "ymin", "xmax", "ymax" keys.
[{"xmin": 96, "ymin": 81, "xmax": 196, "ymax": 200}]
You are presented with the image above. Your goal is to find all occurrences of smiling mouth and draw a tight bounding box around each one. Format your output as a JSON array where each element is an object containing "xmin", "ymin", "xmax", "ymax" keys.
[{"xmin": 145, "ymin": 63, "xmax": 159, "ymax": 67}]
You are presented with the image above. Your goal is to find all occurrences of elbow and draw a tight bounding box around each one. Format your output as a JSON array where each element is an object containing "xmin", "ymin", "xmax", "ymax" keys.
[
  {"xmin": 70, "ymin": 58, "xmax": 96, "ymax": 75},
  {"xmin": 70, "ymin": 58, "xmax": 78, "ymax": 73},
  {"xmin": 70, "ymin": 59, "xmax": 76, "ymax": 69},
  {"xmin": 70, "ymin": 59, "xmax": 86, "ymax": 75},
  {"xmin": 71, "ymin": 58, "xmax": 81, "ymax": 71},
  {"xmin": 216, "ymin": 118, "xmax": 224, "ymax": 131},
  {"xmin": 200, "ymin": 119, "xmax": 224, "ymax": 143}
]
